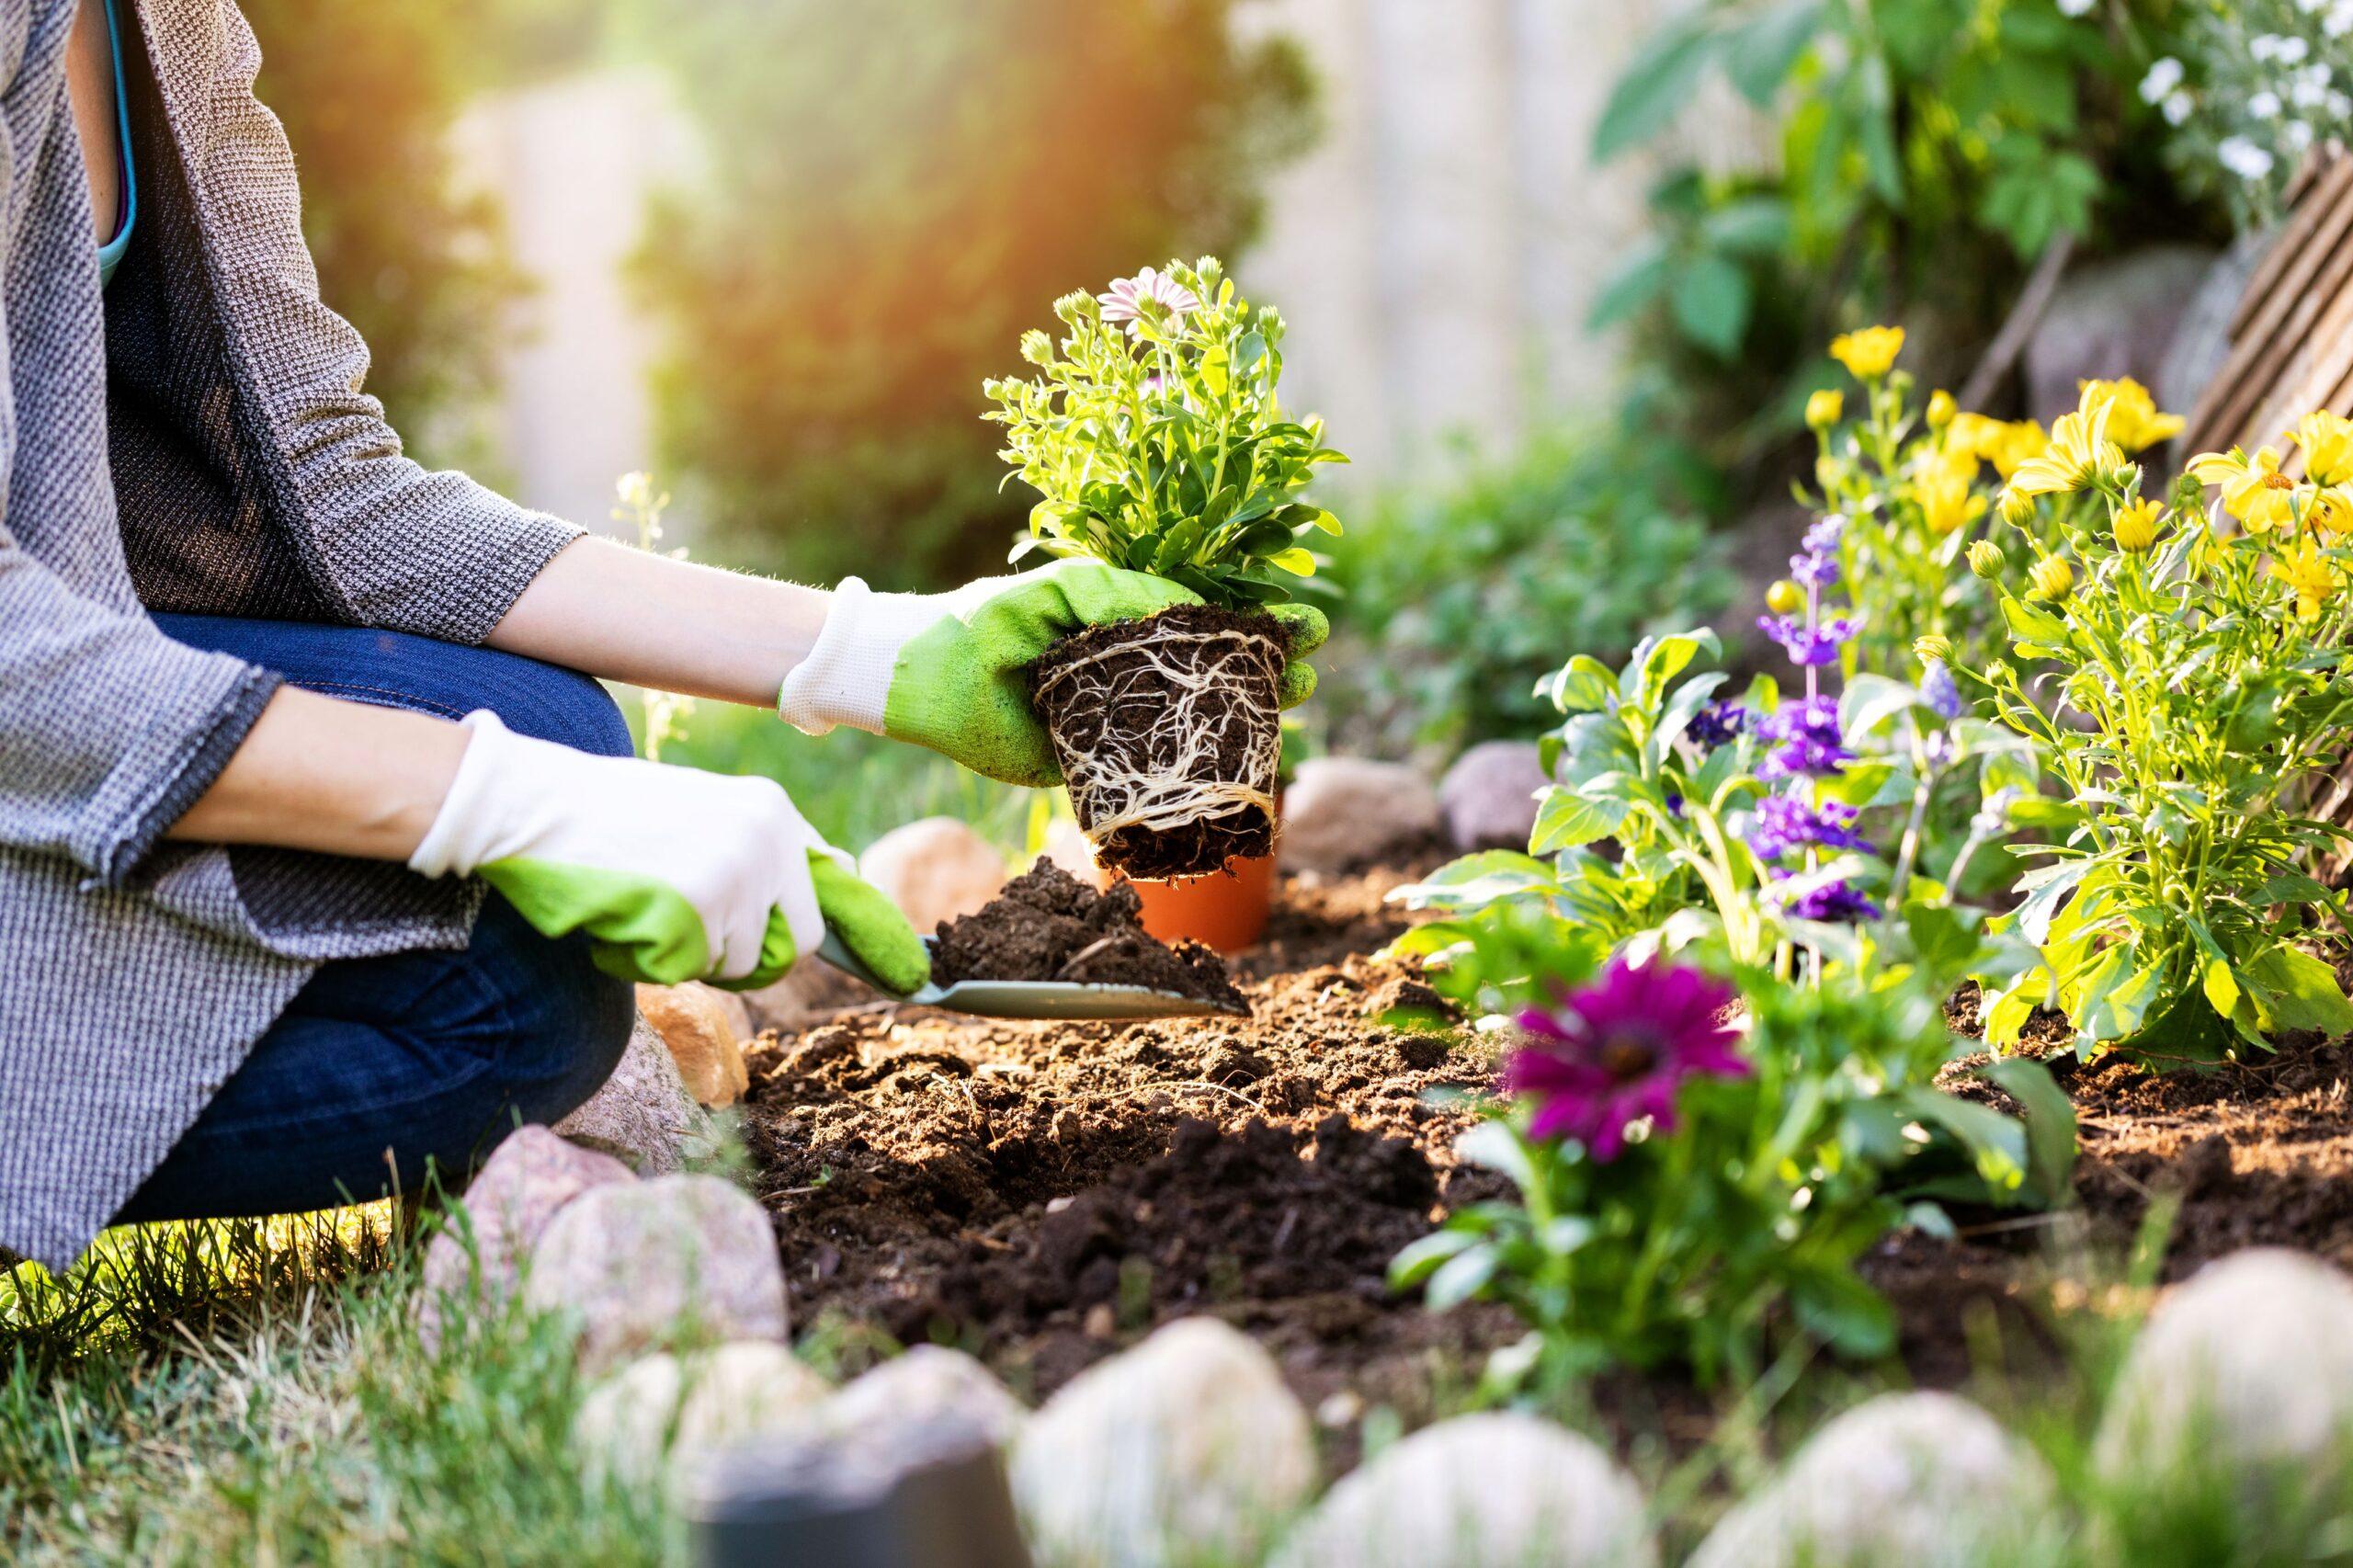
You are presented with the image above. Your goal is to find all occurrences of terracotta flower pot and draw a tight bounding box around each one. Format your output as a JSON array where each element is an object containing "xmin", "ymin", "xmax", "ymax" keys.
[{"xmin": 1121, "ymin": 851, "xmax": 1278, "ymax": 954}]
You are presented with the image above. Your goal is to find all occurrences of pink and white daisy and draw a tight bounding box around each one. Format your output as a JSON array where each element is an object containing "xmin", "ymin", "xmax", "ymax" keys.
[{"xmin": 1098, "ymin": 267, "xmax": 1199, "ymax": 335}]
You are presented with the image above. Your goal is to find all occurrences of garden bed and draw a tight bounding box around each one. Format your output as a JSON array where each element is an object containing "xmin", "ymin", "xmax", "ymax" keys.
[{"xmin": 739, "ymin": 859, "xmax": 2353, "ymax": 1457}]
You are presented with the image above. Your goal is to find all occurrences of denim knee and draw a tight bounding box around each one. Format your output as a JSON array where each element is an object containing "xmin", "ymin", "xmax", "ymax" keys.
[
  {"xmin": 474, "ymin": 658, "xmax": 634, "ymax": 760},
  {"xmin": 469, "ymin": 902, "xmax": 638, "ymax": 1131}
]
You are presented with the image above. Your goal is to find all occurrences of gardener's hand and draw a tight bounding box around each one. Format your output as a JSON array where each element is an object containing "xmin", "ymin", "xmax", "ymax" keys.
[
  {"xmin": 777, "ymin": 559, "xmax": 1328, "ymax": 786},
  {"xmin": 408, "ymin": 712, "xmax": 930, "ymax": 994}
]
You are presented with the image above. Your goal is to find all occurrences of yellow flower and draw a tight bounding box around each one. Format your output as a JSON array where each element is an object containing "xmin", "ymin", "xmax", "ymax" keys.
[
  {"xmin": 1830, "ymin": 324, "xmax": 1905, "ymax": 380},
  {"xmin": 1998, "ymin": 484, "xmax": 2038, "ymax": 526},
  {"xmin": 1766, "ymin": 579, "xmax": 1805, "ymax": 616},
  {"xmin": 2008, "ymin": 383, "xmax": 2127, "ymax": 499},
  {"xmin": 1950, "ymin": 414, "xmax": 2050, "ymax": 480},
  {"xmin": 2079, "ymin": 377, "xmax": 2185, "ymax": 455},
  {"xmin": 1968, "ymin": 540, "xmax": 2006, "ymax": 578},
  {"xmin": 1806, "ymin": 389, "xmax": 1844, "ymax": 429},
  {"xmin": 1926, "ymin": 390, "xmax": 1957, "ymax": 429},
  {"xmin": 1916, "ymin": 457, "xmax": 1987, "ymax": 538},
  {"xmin": 2309, "ymin": 486, "xmax": 2353, "ymax": 537},
  {"xmin": 2029, "ymin": 556, "xmax": 2075, "ymax": 602},
  {"xmin": 2112, "ymin": 497, "xmax": 2162, "ymax": 553},
  {"xmin": 2273, "ymin": 538, "xmax": 2342, "ymax": 622},
  {"xmin": 2289, "ymin": 410, "xmax": 2353, "ymax": 487},
  {"xmin": 2188, "ymin": 445, "xmax": 2299, "ymax": 535},
  {"xmin": 1915, "ymin": 633, "xmax": 1951, "ymax": 665}
]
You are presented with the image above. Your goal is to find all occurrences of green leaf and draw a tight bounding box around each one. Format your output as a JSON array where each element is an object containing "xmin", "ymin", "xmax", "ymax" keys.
[
  {"xmin": 1531, "ymin": 786, "xmax": 1631, "ymax": 854},
  {"xmin": 1453, "ymin": 1120, "xmax": 1541, "ymax": 1194},
  {"xmin": 1671, "ymin": 253, "xmax": 1753, "ymax": 358},
  {"xmin": 1267, "ymin": 546, "xmax": 1316, "ymax": 576},
  {"xmin": 2243, "ymin": 947, "xmax": 2353, "ymax": 1037},
  {"xmin": 1540, "ymin": 654, "xmax": 1618, "ymax": 714},
  {"xmin": 1426, "ymin": 1245, "xmax": 1502, "ymax": 1311},
  {"xmin": 1388, "ymin": 1227, "xmax": 1479, "ymax": 1289},
  {"xmin": 1699, "ymin": 194, "xmax": 1793, "ymax": 255},
  {"xmin": 1790, "ymin": 1268, "xmax": 1895, "ymax": 1358},
  {"xmin": 1722, "ymin": 0, "xmax": 1822, "ymax": 103},
  {"xmin": 2013, "ymin": 859, "xmax": 2090, "ymax": 946},
  {"xmin": 2002, "ymin": 597, "xmax": 2071, "ymax": 647},
  {"xmin": 1587, "ymin": 237, "xmax": 1673, "ymax": 329},
  {"xmin": 1593, "ymin": 17, "xmax": 1716, "ymax": 161},
  {"xmin": 1974, "ymin": 1058, "xmax": 2079, "ymax": 1210}
]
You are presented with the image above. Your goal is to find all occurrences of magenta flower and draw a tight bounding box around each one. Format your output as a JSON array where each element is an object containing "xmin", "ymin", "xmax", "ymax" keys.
[
  {"xmin": 1098, "ymin": 267, "xmax": 1200, "ymax": 335},
  {"xmin": 1502, "ymin": 960, "xmax": 1747, "ymax": 1161}
]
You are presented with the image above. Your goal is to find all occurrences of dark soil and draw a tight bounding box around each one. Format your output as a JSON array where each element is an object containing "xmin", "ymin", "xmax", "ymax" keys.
[
  {"xmin": 1029, "ymin": 605, "xmax": 1284, "ymax": 880},
  {"xmin": 927, "ymin": 862, "xmax": 1246, "ymax": 1012},
  {"xmin": 745, "ymin": 859, "xmax": 2353, "ymax": 1463}
]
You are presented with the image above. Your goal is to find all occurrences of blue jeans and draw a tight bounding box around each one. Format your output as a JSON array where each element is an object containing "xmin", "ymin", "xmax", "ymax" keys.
[{"xmin": 113, "ymin": 617, "xmax": 638, "ymax": 1223}]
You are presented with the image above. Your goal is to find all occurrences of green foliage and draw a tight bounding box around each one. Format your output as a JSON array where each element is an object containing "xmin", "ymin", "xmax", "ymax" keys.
[
  {"xmin": 1392, "ymin": 967, "xmax": 2062, "ymax": 1393},
  {"xmin": 632, "ymin": 0, "xmax": 1318, "ymax": 589},
  {"xmin": 2146, "ymin": 2, "xmax": 2353, "ymax": 232},
  {"xmin": 1320, "ymin": 426, "xmax": 1732, "ymax": 756},
  {"xmin": 1972, "ymin": 428, "xmax": 2353, "ymax": 1062},
  {"xmin": 244, "ymin": 0, "xmax": 532, "ymax": 471},
  {"xmin": 984, "ymin": 258, "xmax": 1346, "ymax": 608},
  {"xmin": 1592, "ymin": 0, "xmax": 2211, "ymax": 483}
]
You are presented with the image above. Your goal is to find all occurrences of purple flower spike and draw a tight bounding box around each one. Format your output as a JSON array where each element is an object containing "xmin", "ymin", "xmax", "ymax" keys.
[
  {"xmin": 1922, "ymin": 663, "xmax": 1965, "ymax": 722},
  {"xmin": 1746, "ymin": 792, "xmax": 1873, "ymax": 863},
  {"xmin": 1758, "ymin": 615, "xmax": 1858, "ymax": 667},
  {"xmin": 1802, "ymin": 516, "xmax": 1846, "ymax": 556},
  {"xmin": 1503, "ymin": 960, "xmax": 1748, "ymax": 1161},
  {"xmin": 1781, "ymin": 878, "xmax": 1884, "ymax": 924},
  {"xmin": 1686, "ymin": 701, "xmax": 1748, "ymax": 749},
  {"xmin": 1758, "ymin": 697, "xmax": 1851, "ymax": 779}
]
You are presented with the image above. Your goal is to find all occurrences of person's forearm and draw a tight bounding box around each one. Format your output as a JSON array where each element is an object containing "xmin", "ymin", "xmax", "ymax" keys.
[
  {"xmin": 165, "ymin": 687, "xmax": 471, "ymax": 860},
  {"xmin": 484, "ymin": 537, "xmax": 834, "ymax": 707}
]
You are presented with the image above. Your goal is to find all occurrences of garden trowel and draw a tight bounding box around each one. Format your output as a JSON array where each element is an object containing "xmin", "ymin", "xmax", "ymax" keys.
[{"xmin": 815, "ymin": 932, "xmax": 1246, "ymax": 1021}]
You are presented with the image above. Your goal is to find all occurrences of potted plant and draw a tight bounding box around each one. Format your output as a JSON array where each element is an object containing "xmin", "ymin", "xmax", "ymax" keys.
[{"xmin": 986, "ymin": 257, "xmax": 1345, "ymax": 881}]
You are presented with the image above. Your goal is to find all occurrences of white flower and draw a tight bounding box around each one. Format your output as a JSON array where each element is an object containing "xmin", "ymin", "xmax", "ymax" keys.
[
  {"xmin": 2057, "ymin": 0, "xmax": 2095, "ymax": 15},
  {"xmin": 2331, "ymin": 2, "xmax": 2353, "ymax": 39},
  {"xmin": 2285, "ymin": 119, "xmax": 2317, "ymax": 153},
  {"xmin": 2330, "ymin": 89, "xmax": 2353, "ymax": 118},
  {"xmin": 2279, "ymin": 35, "xmax": 2313, "ymax": 63},
  {"xmin": 1097, "ymin": 268, "xmax": 1201, "ymax": 335},
  {"xmin": 2253, "ymin": 33, "xmax": 2283, "ymax": 61},
  {"xmin": 2220, "ymin": 135, "xmax": 2278, "ymax": 181},
  {"xmin": 2294, "ymin": 69, "xmax": 2334, "ymax": 109},
  {"xmin": 2301, "ymin": 0, "xmax": 2329, "ymax": 13},
  {"xmin": 2251, "ymin": 89, "xmax": 2285, "ymax": 119},
  {"xmin": 2164, "ymin": 90, "xmax": 2196, "ymax": 126},
  {"xmin": 2140, "ymin": 57, "xmax": 2185, "ymax": 102}
]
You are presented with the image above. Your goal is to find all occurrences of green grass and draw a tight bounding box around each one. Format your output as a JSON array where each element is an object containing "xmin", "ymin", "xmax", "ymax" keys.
[{"xmin": 623, "ymin": 692, "xmax": 1040, "ymax": 858}]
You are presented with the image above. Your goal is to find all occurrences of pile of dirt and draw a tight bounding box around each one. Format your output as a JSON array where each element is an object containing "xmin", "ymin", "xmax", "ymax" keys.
[{"xmin": 927, "ymin": 862, "xmax": 1245, "ymax": 1011}]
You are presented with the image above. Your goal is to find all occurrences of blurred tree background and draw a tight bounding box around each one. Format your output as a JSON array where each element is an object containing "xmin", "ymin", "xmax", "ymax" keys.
[{"xmin": 628, "ymin": 0, "xmax": 1319, "ymax": 588}]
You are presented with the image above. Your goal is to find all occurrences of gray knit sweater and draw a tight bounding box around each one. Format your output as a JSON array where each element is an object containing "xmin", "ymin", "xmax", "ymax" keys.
[{"xmin": 0, "ymin": 0, "xmax": 582, "ymax": 1268}]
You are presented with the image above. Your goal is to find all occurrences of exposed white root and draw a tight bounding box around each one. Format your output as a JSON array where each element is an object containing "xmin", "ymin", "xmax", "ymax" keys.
[{"xmin": 1036, "ymin": 627, "xmax": 1283, "ymax": 853}]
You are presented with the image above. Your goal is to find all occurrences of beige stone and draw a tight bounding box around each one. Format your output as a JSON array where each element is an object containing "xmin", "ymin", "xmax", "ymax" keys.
[
  {"xmin": 1280, "ymin": 757, "xmax": 1439, "ymax": 874},
  {"xmin": 634, "ymin": 983, "xmax": 750, "ymax": 1108},
  {"xmin": 858, "ymin": 817, "xmax": 1007, "ymax": 934},
  {"xmin": 524, "ymin": 1174, "xmax": 787, "ymax": 1375},
  {"xmin": 416, "ymin": 1125, "xmax": 634, "ymax": 1349}
]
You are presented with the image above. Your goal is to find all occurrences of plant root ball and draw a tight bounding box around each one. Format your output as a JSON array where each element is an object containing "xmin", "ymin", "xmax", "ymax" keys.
[
  {"xmin": 1688, "ymin": 1392, "xmax": 2055, "ymax": 1568},
  {"xmin": 1031, "ymin": 606, "xmax": 1285, "ymax": 881},
  {"xmin": 2097, "ymin": 1248, "xmax": 2353, "ymax": 1492},
  {"xmin": 1011, "ymin": 1317, "xmax": 1313, "ymax": 1568},
  {"xmin": 1268, "ymin": 1412, "xmax": 1655, "ymax": 1568}
]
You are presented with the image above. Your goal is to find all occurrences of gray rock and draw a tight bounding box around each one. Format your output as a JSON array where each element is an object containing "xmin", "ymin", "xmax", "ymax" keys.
[
  {"xmin": 1688, "ymin": 1392, "xmax": 2054, "ymax": 1568},
  {"xmin": 1269, "ymin": 1412, "xmax": 1654, "ymax": 1567},
  {"xmin": 523, "ymin": 1174, "xmax": 789, "ymax": 1374},
  {"xmin": 1438, "ymin": 741, "xmax": 1552, "ymax": 851},
  {"xmin": 824, "ymin": 1346, "xmax": 1028, "ymax": 1449},
  {"xmin": 554, "ymin": 1016, "xmax": 702, "ymax": 1174},
  {"xmin": 416, "ymin": 1125, "xmax": 634, "ymax": 1349},
  {"xmin": 2025, "ymin": 245, "xmax": 2219, "ymax": 426},
  {"xmin": 1281, "ymin": 757, "xmax": 1440, "ymax": 874},
  {"xmin": 2096, "ymin": 1249, "xmax": 2353, "ymax": 1489}
]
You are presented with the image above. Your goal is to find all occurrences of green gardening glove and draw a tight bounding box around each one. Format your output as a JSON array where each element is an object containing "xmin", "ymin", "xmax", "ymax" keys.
[
  {"xmin": 409, "ymin": 712, "xmax": 930, "ymax": 994},
  {"xmin": 777, "ymin": 559, "xmax": 1327, "ymax": 787}
]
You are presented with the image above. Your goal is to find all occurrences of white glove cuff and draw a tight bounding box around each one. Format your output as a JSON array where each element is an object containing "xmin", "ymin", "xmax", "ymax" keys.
[
  {"xmin": 776, "ymin": 576, "xmax": 940, "ymax": 736},
  {"xmin": 408, "ymin": 710, "xmax": 517, "ymax": 879}
]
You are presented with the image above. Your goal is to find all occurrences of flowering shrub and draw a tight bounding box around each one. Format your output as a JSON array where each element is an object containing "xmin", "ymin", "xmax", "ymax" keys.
[
  {"xmin": 2145, "ymin": 2, "xmax": 2353, "ymax": 228},
  {"xmin": 1392, "ymin": 952, "xmax": 2069, "ymax": 1392},
  {"xmin": 984, "ymin": 257, "xmax": 1346, "ymax": 608},
  {"xmin": 1970, "ymin": 404, "xmax": 2353, "ymax": 1059}
]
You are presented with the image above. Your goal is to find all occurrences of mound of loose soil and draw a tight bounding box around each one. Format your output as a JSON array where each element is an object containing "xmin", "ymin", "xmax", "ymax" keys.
[
  {"xmin": 745, "ymin": 857, "xmax": 2353, "ymax": 1463},
  {"xmin": 927, "ymin": 862, "xmax": 1245, "ymax": 1012}
]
